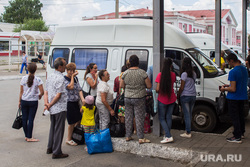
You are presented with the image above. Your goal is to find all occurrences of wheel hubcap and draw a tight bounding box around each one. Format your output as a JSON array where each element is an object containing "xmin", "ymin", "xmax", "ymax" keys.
[{"xmin": 195, "ymin": 113, "xmax": 207, "ymax": 126}]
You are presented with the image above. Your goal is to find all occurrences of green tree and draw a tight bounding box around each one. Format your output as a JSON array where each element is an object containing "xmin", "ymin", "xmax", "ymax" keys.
[
  {"xmin": 1, "ymin": 0, "xmax": 43, "ymax": 24},
  {"xmin": 14, "ymin": 19, "xmax": 49, "ymax": 32}
]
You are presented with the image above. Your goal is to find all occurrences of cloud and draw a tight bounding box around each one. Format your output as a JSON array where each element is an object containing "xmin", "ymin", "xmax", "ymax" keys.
[
  {"xmin": 119, "ymin": 5, "xmax": 136, "ymax": 12},
  {"xmin": 41, "ymin": 0, "xmax": 101, "ymax": 25}
]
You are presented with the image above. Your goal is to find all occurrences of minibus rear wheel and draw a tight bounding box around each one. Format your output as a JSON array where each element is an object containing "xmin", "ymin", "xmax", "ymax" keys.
[{"xmin": 192, "ymin": 105, "xmax": 217, "ymax": 133}]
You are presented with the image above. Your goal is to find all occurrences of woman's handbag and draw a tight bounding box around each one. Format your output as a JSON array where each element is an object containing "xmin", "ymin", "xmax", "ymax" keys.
[
  {"xmin": 12, "ymin": 108, "xmax": 22, "ymax": 129},
  {"xmin": 116, "ymin": 93, "xmax": 124, "ymax": 106},
  {"xmin": 80, "ymin": 79, "xmax": 91, "ymax": 98},
  {"xmin": 72, "ymin": 125, "xmax": 85, "ymax": 145},
  {"xmin": 173, "ymin": 102, "xmax": 180, "ymax": 116},
  {"xmin": 146, "ymin": 91, "xmax": 156, "ymax": 117},
  {"xmin": 84, "ymin": 128, "xmax": 113, "ymax": 154},
  {"xmin": 217, "ymin": 92, "xmax": 227, "ymax": 115},
  {"xmin": 109, "ymin": 116, "xmax": 125, "ymax": 137}
]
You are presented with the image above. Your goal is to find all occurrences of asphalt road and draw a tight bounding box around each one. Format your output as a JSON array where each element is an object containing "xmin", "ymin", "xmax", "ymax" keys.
[{"xmin": 0, "ymin": 77, "xmax": 185, "ymax": 167}]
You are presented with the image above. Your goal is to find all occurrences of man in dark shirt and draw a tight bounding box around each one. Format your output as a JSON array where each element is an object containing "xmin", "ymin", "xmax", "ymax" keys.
[{"xmin": 38, "ymin": 52, "xmax": 46, "ymax": 69}]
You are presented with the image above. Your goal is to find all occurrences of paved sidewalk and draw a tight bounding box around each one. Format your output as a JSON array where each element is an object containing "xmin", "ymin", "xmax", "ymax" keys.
[
  {"xmin": 1, "ymin": 63, "xmax": 250, "ymax": 166},
  {"xmin": 0, "ymin": 63, "xmax": 46, "ymax": 80}
]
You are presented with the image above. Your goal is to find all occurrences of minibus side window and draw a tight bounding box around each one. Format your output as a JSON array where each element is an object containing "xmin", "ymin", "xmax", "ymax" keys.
[
  {"xmin": 51, "ymin": 48, "xmax": 69, "ymax": 68},
  {"xmin": 165, "ymin": 50, "xmax": 200, "ymax": 78},
  {"xmin": 125, "ymin": 49, "xmax": 148, "ymax": 71},
  {"xmin": 72, "ymin": 48, "xmax": 108, "ymax": 70}
]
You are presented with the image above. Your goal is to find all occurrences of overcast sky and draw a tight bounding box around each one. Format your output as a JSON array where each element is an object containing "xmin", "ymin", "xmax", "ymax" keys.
[{"xmin": 0, "ymin": 0, "xmax": 248, "ymax": 31}]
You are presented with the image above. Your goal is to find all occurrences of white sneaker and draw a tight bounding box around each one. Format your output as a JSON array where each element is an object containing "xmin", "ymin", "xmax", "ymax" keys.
[
  {"xmin": 160, "ymin": 137, "xmax": 174, "ymax": 143},
  {"xmin": 180, "ymin": 133, "xmax": 192, "ymax": 138}
]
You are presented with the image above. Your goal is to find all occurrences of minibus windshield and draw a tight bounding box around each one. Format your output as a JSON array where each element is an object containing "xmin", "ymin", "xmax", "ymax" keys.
[{"xmin": 186, "ymin": 48, "xmax": 220, "ymax": 76}]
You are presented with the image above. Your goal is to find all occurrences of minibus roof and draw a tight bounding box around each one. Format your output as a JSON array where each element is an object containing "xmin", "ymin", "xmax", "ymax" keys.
[
  {"xmin": 187, "ymin": 33, "xmax": 229, "ymax": 50},
  {"xmin": 52, "ymin": 19, "xmax": 196, "ymax": 49}
]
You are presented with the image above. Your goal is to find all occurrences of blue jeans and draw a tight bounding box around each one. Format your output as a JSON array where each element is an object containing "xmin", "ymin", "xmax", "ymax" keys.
[
  {"xmin": 21, "ymin": 100, "xmax": 38, "ymax": 138},
  {"xmin": 20, "ymin": 63, "xmax": 28, "ymax": 74},
  {"xmin": 158, "ymin": 101, "xmax": 175, "ymax": 138},
  {"xmin": 180, "ymin": 96, "xmax": 196, "ymax": 134}
]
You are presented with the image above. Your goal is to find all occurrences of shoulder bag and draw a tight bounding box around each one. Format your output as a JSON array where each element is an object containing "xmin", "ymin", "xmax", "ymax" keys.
[
  {"xmin": 12, "ymin": 108, "xmax": 22, "ymax": 129},
  {"xmin": 72, "ymin": 125, "xmax": 85, "ymax": 145},
  {"xmin": 109, "ymin": 116, "xmax": 125, "ymax": 137},
  {"xmin": 217, "ymin": 92, "xmax": 227, "ymax": 115},
  {"xmin": 81, "ymin": 79, "xmax": 91, "ymax": 98}
]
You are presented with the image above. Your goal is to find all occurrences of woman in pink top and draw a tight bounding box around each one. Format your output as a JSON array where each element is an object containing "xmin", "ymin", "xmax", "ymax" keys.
[{"xmin": 155, "ymin": 58, "xmax": 176, "ymax": 144}]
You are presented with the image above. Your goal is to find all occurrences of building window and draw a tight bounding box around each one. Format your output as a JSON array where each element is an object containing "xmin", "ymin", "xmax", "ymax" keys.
[
  {"xmin": 179, "ymin": 23, "xmax": 183, "ymax": 30},
  {"xmin": 72, "ymin": 48, "xmax": 108, "ymax": 70},
  {"xmin": 184, "ymin": 24, "xmax": 187, "ymax": 32},
  {"xmin": 237, "ymin": 36, "xmax": 241, "ymax": 40},
  {"xmin": 0, "ymin": 41, "xmax": 9, "ymax": 51},
  {"xmin": 189, "ymin": 25, "xmax": 192, "ymax": 32},
  {"xmin": 207, "ymin": 25, "xmax": 213, "ymax": 35}
]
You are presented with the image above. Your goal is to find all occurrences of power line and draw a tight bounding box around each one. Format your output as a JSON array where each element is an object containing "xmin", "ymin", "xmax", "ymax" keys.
[{"xmin": 0, "ymin": 0, "xmax": 114, "ymax": 6}]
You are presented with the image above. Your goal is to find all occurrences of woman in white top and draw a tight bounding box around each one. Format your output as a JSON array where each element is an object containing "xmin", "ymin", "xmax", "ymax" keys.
[
  {"xmin": 19, "ymin": 63, "xmax": 44, "ymax": 142},
  {"xmin": 84, "ymin": 63, "xmax": 98, "ymax": 100},
  {"xmin": 96, "ymin": 69, "xmax": 115, "ymax": 130}
]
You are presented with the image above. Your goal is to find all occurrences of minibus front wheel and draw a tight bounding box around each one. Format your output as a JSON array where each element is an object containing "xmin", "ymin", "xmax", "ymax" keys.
[{"xmin": 192, "ymin": 105, "xmax": 217, "ymax": 133}]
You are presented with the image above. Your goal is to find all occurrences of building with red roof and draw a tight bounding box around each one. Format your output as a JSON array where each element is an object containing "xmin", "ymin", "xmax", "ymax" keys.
[{"xmin": 83, "ymin": 8, "xmax": 239, "ymax": 46}]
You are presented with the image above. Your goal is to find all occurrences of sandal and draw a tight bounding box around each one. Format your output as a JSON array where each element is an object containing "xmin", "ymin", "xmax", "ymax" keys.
[
  {"xmin": 139, "ymin": 138, "xmax": 151, "ymax": 144},
  {"xmin": 125, "ymin": 137, "xmax": 133, "ymax": 142},
  {"xmin": 26, "ymin": 138, "xmax": 39, "ymax": 142},
  {"xmin": 66, "ymin": 140, "xmax": 78, "ymax": 146}
]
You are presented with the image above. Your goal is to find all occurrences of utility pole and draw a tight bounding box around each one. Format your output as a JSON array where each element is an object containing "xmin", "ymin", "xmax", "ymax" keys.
[
  {"xmin": 115, "ymin": 0, "xmax": 119, "ymax": 18},
  {"xmin": 153, "ymin": 0, "xmax": 164, "ymax": 137},
  {"xmin": 242, "ymin": 0, "xmax": 247, "ymax": 60},
  {"xmin": 215, "ymin": 0, "xmax": 221, "ymax": 68}
]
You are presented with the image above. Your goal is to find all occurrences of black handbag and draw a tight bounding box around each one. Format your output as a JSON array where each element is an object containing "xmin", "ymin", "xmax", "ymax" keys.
[
  {"xmin": 116, "ymin": 93, "xmax": 124, "ymax": 106},
  {"xmin": 217, "ymin": 92, "xmax": 227, "ymax": 115},
  {"xmin": 172, "ymin": 102, "xmax": 180, "ymax": 116},
  {"xmin": 109, "ymin": 116, "xmax": 125, "ymax": 137},
  {"xmin": 146, "ymin": 91, "xmax": 156, "ymax": 117},
  {"xmin": 12, "ymin": 108, "xmax": 22, "ymax": 129},
  {"xmin": 72, "ymin": 125, "xmax": 85, "ymax": 145}
]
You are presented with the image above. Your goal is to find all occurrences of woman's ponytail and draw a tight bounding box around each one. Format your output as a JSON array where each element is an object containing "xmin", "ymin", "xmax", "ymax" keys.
[
  {"xmin": 26, "ymin": 63, "xmax": 37, "ymax": 87},
  {"xmin": 27, "ymin": 73, "xmax": 35, "ymax": 87}
]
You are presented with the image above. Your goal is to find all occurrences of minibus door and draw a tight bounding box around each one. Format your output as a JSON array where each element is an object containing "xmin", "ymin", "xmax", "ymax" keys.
[{"xmin": 165, "ymin": 49, "xmax": 204, "ymax": 98}]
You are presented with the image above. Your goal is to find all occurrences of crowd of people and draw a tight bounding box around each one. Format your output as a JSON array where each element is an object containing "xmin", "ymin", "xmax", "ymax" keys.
[{"xmin": 17, "ymin": 52, "xmax": 247, "ymax": 159}]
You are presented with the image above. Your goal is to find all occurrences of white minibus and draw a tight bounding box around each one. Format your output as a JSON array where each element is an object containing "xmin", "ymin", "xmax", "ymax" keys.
[
  {"xmin": 187, "ymin": 33, "xmax": 245, "ymax": 65},
  {"xmin": 46, "ymin": 19, "xmax": 248, "ymax": 132}
]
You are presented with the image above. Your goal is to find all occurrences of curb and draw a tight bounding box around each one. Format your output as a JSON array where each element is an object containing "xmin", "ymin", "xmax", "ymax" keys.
[
  {"xmin": 0, "ymin": 73, "xmax": 46, "ymax": 81},
  {"xmin": 111, "ymin": 138, "xmax": 208, "ymax": 166}
]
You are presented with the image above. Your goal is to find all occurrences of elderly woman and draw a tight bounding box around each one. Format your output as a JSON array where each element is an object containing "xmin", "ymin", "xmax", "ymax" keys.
[
  {"xmin": 120, "ymin": 55, "xmax": 152, "ymax": 144},
  {"xmin": 64, "ymin": 63, "xmax": 85, "ymax": 146},
  {"xmin": 96, "ymin": 69, "xmax": 115, "ymax": 130}
]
